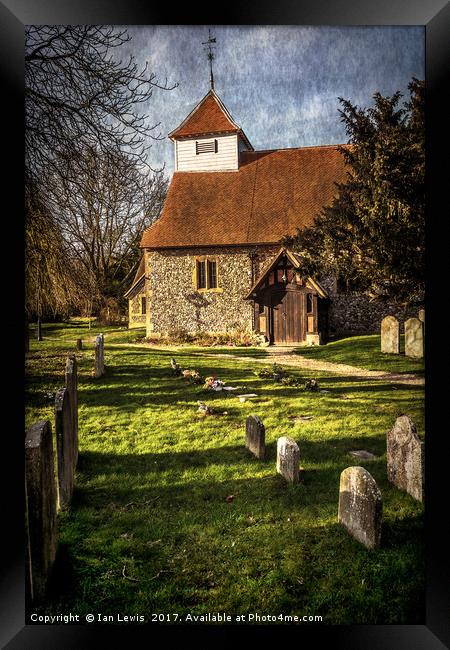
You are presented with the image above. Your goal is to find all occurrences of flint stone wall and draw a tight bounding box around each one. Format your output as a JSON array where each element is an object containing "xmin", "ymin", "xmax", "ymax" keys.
[
  {"xmin": 145, "ymin": 246, "xmax": 277, "ymax": 335},
  {"xmin": 129, "ymin": 291, "xmax": 147, "ymax": 328},
  {"xmin": 326, "ymin": 291, "xmax": 421, "ymax": 336},
  {"xmin": 141, "ymin": 245, "xmax": 423, "ymax": 337}
]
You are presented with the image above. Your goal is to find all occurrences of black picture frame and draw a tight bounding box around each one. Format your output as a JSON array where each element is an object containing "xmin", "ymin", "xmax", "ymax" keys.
[{"xmin": 2, "ymin": 1, "xmax": 448, "ymax": 647}]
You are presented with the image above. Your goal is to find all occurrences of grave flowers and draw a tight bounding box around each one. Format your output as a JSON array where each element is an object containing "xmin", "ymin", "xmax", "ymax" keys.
[
  {"xmin": 203, "ymin": 376, "xmax": 225, "ymax": 391},
  {"xmin": 255, "ymin": 363, "xmax": 287, "ymax": 381},
  {"xmin": 304, "ymin": 378, "xmax": 320, "ymax": 392},
  {"xmin": 182, "ymin": 369, "xmax": 203, "ymax": 384}
]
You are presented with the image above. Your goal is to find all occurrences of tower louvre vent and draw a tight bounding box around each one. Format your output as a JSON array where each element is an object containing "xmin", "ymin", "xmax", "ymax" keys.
[{"xmin": 196, "ymin": 139, "xmax": 218, "ymax": 155}]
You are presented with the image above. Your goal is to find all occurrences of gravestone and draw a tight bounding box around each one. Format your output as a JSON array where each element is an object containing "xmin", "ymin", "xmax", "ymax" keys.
[
  {"xmin": 338, "ymin": 466, "xmax": 382, "ymax": 549},
  {"xmin": 245, "ymin": 415, "xmax": 265, "ymax": 460},
  {"xmin": 25, "ymin": 420, "xmax": 58, "ymax": 602},
  {"xmin": 386, "ymin": 415, "xmax": 424, "ymax": 502},
  {"xmin": 380, "ymin": 316, "xmax": 400, "ymax": 354},
  {"xmin": 94, "ymin": 333, "xmax": 105, "ymax": 378},
  {"xmin": 76, "ymin": 338, "xmax": 83, "ymax": 350},
  {"xmin": 65, "ymin": 355, "xmax": 78, "ymax": 468},
  {"xmin": 404, "ymin": 318, "xmax": 424, "ymax": 358},
  {"xmin": 276, "ymin": 436, "xmax": 300, "ymax": 484},
  {"xmin": 55, "ymin": 388, "xmax": 75, "ymax": 509},
  {"xmin": 418, "ymin": 308, "xmax": 425, "ymax": 336}
]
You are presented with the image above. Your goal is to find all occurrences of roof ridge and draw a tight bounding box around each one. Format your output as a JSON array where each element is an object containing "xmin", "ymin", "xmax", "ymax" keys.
[{"xmin": 242, "ymin": 143, "xmax": 350, "ymax": 155}]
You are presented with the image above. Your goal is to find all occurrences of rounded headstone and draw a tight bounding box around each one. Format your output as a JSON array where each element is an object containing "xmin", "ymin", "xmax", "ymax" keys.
[{"xmin": 338, "ymin": 466, "xmax": 382, "ymax": 549}]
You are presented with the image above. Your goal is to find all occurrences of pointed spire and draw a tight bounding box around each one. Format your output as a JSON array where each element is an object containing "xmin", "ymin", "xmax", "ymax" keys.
[{"xmin": 202, "ymin": 28, "xmax": 216, "ymax": 90}]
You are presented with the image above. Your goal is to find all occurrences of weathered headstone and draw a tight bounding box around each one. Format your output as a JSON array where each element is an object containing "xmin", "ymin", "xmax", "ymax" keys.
[
  {"xmin": 338, "ymin": 466, "xmax": 382, "ymax": 549},
  {"xmin": 404, "ymin": 318, "xmax": 424, "ymax": 358},
  {"xmin": 94, "ymin": 333, "xmax": 105, "ymax": 378},
  {"xmin": 386, "ymin": 415, "xmax": 424, "ymax": 502},
  {"xmin": 55, "ymin": 388, "xmax": 75, "ymax": 510},
  {"xmin": 276, "ymin": 436, "xmax": 300, "ymax": 484},
  {"xmin": 245, "ymin": 415, "xmax": 265, "ymax": 459},
  {"xmin": 418, "ymin": 308, "xmax": 425, "ymax": 337},
  {"xmin": 65, "ymin": 354, "xmax": 78, "ymax": 468},
  {"xmin": 76, "ymin": 338, "xmax": 83, "ymax": 350},
  {"xmin": 25, "ymin": 420, "xmax": 58, "ymax": 602},
  {"xmin": 380, "ymin": 315, "xmax": 400, "ymax": 354}
]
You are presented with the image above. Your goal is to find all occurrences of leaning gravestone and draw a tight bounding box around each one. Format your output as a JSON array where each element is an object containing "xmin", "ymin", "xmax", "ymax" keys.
[
  {"xmin": 25, "ymin": 420, "xmax": 58, "ymax": 602},
  {"xmin": 94, "ymin": 333, "xmax": 105, "ymax": 378},
  {"xmin": 380, "ymin": 315, "xmax": 400, "ymax": 354},
  {"xmin": 245, "ymin": 415, "xmax": 265, "ymax": 460},
  {"xmin": 404, "ymin": 318, "xmax": 424, "ymax": 358},
  {"xmin": 65, "ymin": 355, "xmax": 78, "ymax": 468},
  {"xmin": 55, "ymin": 388, "xmax": 75, "ymax": 510},
  {"xmin": 338, "ymin": 466, "xmax": 382, "ymax": 549},
  {"xmin": 276, "ymin": 436, "xmax": 300, "ymax": 484},
  {"xmin": 386, "ymin": 415, "xmax": 424, "ymax": 502}
]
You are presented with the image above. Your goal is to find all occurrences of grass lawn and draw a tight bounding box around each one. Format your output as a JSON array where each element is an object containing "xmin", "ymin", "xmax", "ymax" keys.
[
  {"xmin": 25, "ymin": 323, "xmax": 425, "ymax": 624},
  {"xmin": 293, "ymin": 334, "xmax": 425, "ymax": 374}
]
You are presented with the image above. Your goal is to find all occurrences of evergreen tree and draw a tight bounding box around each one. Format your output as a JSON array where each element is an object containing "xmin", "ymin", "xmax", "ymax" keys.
[{"xmin": 287, "ymin": 78, "xmax": 424, "ymax": 304}]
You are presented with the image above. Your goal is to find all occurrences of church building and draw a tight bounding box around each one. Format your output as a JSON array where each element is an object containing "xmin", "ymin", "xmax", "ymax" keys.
[{"xmin": 125, "ymin": 83, "xmax": 414, "ymax": 344}]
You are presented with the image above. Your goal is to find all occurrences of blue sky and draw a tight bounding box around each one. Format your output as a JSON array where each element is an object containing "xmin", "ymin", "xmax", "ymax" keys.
[{"xmin": 122, "ymin": 25, "xmax": 424, "ymax": 177}]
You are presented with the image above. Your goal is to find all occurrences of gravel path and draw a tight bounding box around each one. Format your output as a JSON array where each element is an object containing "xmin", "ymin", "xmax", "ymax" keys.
[
  {"xmin": 202, "ymin": 350, "xmax": 425, "ymax": 386},
  {"xmin": 113, "ymin": 342, "xmax": 424, "ymax": 386}
]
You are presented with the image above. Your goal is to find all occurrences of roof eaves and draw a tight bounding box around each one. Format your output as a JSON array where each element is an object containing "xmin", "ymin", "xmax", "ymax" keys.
[{"xmin": 124, "ymin": 273, "xmax": 145, "ymax": 299}]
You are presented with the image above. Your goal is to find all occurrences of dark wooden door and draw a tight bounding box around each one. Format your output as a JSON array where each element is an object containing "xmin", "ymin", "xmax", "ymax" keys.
[{"xmin": 270, "ymin": 290, "xmax": 305, "ymax": 344}]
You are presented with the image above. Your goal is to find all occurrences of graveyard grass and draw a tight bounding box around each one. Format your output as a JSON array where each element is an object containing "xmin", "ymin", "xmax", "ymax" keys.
[
  {"xmin": 292, "ymin": 334, "xmax": 425, "ymax": 374},
  {"xmin": 26, "ymin": 323, "xmax": 425, "ymax": 624}
]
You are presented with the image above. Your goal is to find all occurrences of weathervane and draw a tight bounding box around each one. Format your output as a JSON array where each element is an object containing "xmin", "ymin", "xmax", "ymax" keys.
[{"xmin": 202, "ymin": 29, "xmax": 216, "ymax": 90}]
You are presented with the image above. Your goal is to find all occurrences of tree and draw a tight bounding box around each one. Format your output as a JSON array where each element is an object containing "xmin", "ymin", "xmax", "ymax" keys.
[
  {"xmin": 25, "ymin": 25, "xmax": 175, "ymax": 185},
  {"xmin": 286, "ymin": 78, "xmax": 425, "ymax": 304},
  {"xmin": 25, "ymin": 25, "xmax": 175, "ymax": 319},
  {"xmin": 48, "ymin": 145, "xmax": 167, "ymax": 321},
  {"xmin": 25, "ymin": 184, "xmax": 85, "ymax": 320}
]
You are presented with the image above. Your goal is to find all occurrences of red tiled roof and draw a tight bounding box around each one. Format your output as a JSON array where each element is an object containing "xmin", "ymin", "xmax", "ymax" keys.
[
  {"xmin": 169, "ymin": 90, "xmax": 243, "ymax": 139},
  {"xmin": 140, "ymin": 145, "xmax": 349, "ymax": 249}
]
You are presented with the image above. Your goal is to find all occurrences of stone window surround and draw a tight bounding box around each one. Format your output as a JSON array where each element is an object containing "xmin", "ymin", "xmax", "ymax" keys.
[
  {"xmin": 141, "ymin": 296, "xmax": 147, "ymax": 315},
  {"xmin": 193, "ymin": 255, "xmax": 223, "ymax": 293}
]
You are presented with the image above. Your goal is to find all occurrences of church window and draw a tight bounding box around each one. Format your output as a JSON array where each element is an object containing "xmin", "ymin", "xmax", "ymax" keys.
[
  {"xmin": 141, "ymin": 297, "xmax": 147, "ymax": 314},
  {"xmin": 196, "ymin": 260, "xmax": 206, "ymax": 289},
  {"xmin": 207, "ymin": 259, "xmax": 217, "ymax": 288},
  {"xmin": 195, "ymin": 257, "xmax": 219, "ymax": 291}
]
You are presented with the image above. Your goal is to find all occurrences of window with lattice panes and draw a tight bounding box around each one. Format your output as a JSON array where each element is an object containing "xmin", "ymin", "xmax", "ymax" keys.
[{"xmin": 195, "ymin": 257, "xmax": 219, "ymax": 290}]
